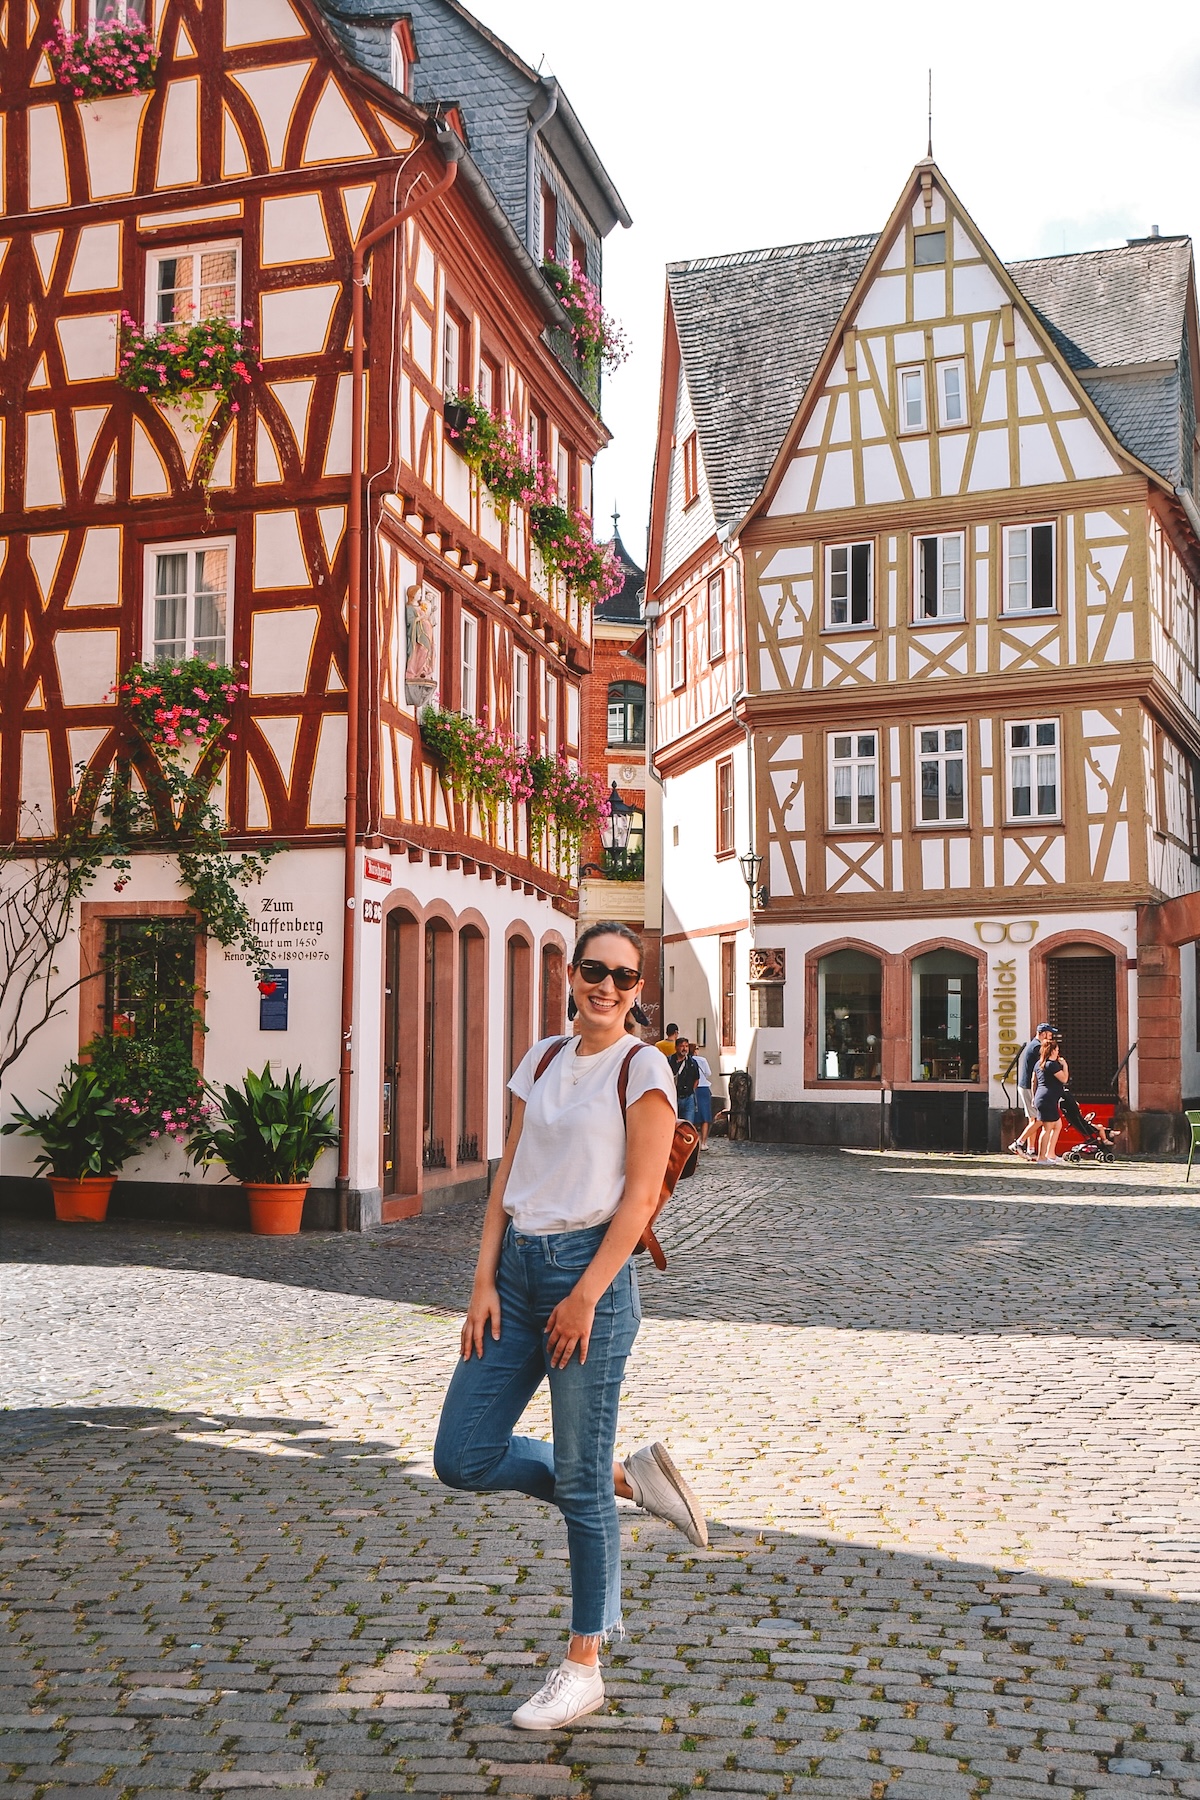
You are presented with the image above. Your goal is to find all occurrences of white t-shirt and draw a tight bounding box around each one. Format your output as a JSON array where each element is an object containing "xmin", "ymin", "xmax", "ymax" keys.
[
  {"xmin": 694, "ymin": 1054, "xmax": 712, "ymax": 1090},
  {"xmin": 504, "ymin": 1034, "xmax": 677, "ymax": 1233}
]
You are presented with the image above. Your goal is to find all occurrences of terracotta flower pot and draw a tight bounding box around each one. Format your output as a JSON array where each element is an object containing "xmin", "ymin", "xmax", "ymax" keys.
[
  {"xmin": 243, "ymin": 1182, "xmax": 308, "ymax": 1235},
  {"xmin": 48, "ymin": 1175, "xmax": 115, "ymax": 1223}
]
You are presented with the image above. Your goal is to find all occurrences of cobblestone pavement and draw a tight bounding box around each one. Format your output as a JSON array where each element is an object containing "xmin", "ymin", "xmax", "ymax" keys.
[{"xmin": 2, "ymin": 1144, "xmax": 1199, "ymax": 1800}]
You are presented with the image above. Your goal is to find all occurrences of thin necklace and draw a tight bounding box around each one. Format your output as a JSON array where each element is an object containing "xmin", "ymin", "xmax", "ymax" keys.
[{"xmin": 569, "ymin": 1035, "xmax": 621, "ymax": 1082}]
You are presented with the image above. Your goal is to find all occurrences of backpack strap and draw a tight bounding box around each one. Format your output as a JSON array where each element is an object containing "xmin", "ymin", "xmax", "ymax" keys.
[
  {"xmin": 532, "ymin": 1037, "xmax": 571, "ymax": 1084},
  {"xmin": 615, "ymin": 1042, "xmax": 643, "ymax": 1117}
]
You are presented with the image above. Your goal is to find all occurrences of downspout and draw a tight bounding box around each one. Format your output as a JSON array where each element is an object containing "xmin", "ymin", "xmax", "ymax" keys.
[
  {"xmin": 723, "ymin": 532, "xmax": 756, "ymax": 905},
  {"xmin": 336, "ymin": 128, "xmax": 462, "ymax": 1231},
  {"xmin": 526, "ymin": 80, "xmax": 558, "ymax": 256},
  {"xmin": 642, "ymin": 594, "xmax": 664, "ymax": 1006}
]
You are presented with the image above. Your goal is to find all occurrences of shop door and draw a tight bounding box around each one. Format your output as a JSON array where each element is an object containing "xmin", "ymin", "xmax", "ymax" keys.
[
  {"xmin": 1047, "ymin": 954, "xmax": 1118, "ymax": 1101},
  {"xmin": 382, "ymin": 913, "xmax": 403, "ymax": 1195}
]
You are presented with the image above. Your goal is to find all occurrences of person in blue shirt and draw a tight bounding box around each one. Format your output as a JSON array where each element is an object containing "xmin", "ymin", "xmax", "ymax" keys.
[{"xmin": 1010, "ymin": 1022, "xmax": 1056, "ymax": 1158}]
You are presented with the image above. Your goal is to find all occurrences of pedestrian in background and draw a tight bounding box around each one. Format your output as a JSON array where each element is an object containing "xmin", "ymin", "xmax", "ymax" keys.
[
  {"xmin": 655, "ymin": 1020, "xmax": 678, "ymax": 1057},
  {"xmin": 693, "ymin": 1047, "xmax": 714, "ymax": 1147},
  {"xmin": 1010, "ymin": 1022, "xmax": 1055, "ymax": 1159},
  {"xmin": 433, "ymin": 921, "xmax": 707, "ymax": 1732},
  {"xmin": 1033, "ymin": 1033, "xmax": 1069, "ymax": 1163},
  {"xmin": 671, "ymin": 1036, "xmax": 702, "ymax": 1124}
]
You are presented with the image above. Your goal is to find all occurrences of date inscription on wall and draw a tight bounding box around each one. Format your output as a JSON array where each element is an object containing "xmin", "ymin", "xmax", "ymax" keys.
[{"xmin": 222, "ymin": 897, "xmax": 330, "ymax": 964}]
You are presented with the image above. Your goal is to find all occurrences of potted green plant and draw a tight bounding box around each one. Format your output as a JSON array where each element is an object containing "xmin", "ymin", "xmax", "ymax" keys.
[
  {"xmin": 1, "ymin": 1064, "xmax": 149, "ymax": 1221},
  {"xmin": 186, "ymin": 1065, "xmax": 338, "ymax": 1235}
]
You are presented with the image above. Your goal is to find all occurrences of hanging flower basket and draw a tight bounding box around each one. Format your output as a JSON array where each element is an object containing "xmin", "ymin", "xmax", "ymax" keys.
[
  {"xmin": 46, "ymin": 17, "xmax": 158, "ymax": 100},
  {"xmin": 116, "ymin": 656, "xmax": 248, "ymax": 760},
  {"xmin": 529, "ymin": 501, "xmax": 624, "ymax": 608},
  {"xmin": 118, "ymin": 313, "xmax": 259, "ymax": 432},
  {"xmin": 529, "ymin": 753, "xmax": 609, "ymax": 854},
  {"xmin": 443, "ymin": 397, "xmax": 473, "ymax": 436},
  {"xmin": 419, "ymin": 707, "xmax": 532, "ymax": 818},
  {"xmin": 443, "ymin": 392, "xmax": 549, "ymax": 519},
  {"xmin": 542, "ymin": 259, "xmax": 629, "ymax": 375}
]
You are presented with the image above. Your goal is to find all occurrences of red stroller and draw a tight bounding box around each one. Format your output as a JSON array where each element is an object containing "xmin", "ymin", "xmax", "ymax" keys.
[{"xmin": 1058, "ymin": 1089, "xmax": 1117, "ymax": 1165}]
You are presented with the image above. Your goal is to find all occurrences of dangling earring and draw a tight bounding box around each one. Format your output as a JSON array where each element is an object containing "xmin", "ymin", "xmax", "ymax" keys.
[
  {"xmin": 630, "ymin": 1001, "xmax": 651, "ymax": 1027},
  {"xmin": 567, "ymin": 994, "xmax": 578, "ymax": 1021}
]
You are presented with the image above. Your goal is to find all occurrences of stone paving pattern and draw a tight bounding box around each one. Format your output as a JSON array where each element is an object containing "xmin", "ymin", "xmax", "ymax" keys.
[{"xmin": 2, "ymin": 1144, "xmax": 1199, "ymax": 1800}]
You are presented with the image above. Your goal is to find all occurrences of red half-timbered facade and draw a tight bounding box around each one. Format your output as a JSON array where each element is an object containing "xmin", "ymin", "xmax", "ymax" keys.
[{"xmin": 1, "ymin": 0, "xmax": 627, "ymax": 1225}]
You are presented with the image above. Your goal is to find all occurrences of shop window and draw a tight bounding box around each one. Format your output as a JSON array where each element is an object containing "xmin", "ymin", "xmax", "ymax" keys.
[
  {"xmin": 818, "ymin": 948, "xmax": 882, "ymax": 1080},
  {"xmin": 912, "ymin": 949, "xmax": 979, "ymax": 1082}
]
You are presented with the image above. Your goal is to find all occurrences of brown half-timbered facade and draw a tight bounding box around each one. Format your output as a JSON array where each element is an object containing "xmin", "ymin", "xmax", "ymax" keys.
[
  {"xmin": 2, "ymin": 0, "xmax": 628, "ymax": 1223},
  {"xmin": 646, "ymin": 163, "xmax": 1200, "ymax": 1149}
]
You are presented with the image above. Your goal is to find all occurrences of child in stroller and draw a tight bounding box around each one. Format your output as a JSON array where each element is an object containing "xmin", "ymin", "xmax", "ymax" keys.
[{"xmin": 1057, "ymin": 1088, "xmax": 1118, "ymax": 1164}]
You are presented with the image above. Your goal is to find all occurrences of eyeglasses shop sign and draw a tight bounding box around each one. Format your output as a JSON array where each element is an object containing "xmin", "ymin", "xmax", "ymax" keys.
[{"xmin": 222, "ymin": 897, "xmax": 330, "ymax": 963}]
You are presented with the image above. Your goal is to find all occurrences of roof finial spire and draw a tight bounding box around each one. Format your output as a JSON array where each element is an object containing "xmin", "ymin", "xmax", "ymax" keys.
[
  {"xmin": 611, "ymin": 501, "xmax": 620, "ymax": 536},
  {"xmin": 926, "ymin": 68, "xmax": 933, "ymax": 159}
]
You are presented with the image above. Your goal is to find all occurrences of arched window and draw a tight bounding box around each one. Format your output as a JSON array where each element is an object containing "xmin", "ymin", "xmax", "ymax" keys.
[
  {"xmin": 818, "ymin": 949, "xmax": 882, "ymax": 1080},
  {"xmin": 607, "ymin": 680, "xmax": 645, "ymax": 747},
  {"xmin": 912, "ymin": 949, "xmax": 979, "ymax": 1082}
]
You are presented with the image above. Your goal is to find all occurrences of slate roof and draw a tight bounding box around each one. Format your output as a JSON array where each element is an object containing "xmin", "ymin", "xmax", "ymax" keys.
[
  {"xmin": 666, "ymin": 236, "xmax": 877, "ymax": 527},
  {"xmin": 669, "ymin": 227, "xmax": 1195, "ymax": 528},
  {"xmin": 594, "ymin": 529, "xmax": 644, "ymax": 624}
]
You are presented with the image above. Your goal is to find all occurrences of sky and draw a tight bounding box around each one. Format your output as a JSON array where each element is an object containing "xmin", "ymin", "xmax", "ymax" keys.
[{"xmin": 477, "ymin": 0, "xmax": 1200, "ymax": 567}]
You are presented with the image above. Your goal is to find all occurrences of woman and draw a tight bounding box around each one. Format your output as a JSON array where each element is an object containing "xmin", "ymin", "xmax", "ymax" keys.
[
  {"xmin": 433, "ymin": 921, "xmax": 707, "ymax": 1731},
  {"xmin": 670, "ymin": 1036, "xmax": 702, "ymax": 1125},
  {"xmin": 693, "ymin": 1047, "xmax": 714, "ymax": 1147},
  {"xmin": 1033, "ymin": 1034, "xmax": 1069, "ymax": 1162}
]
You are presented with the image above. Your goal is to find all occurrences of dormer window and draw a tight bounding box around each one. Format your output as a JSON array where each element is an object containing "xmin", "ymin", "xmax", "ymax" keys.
[
  {"xmin": 682, "ymin": 431, "xmax": 699, "ymax": 507},
  {"xmin": 389, "ymin": 20, "xmax": 418, "ymax": 95},
  {"xmin": 914, "ymin": 229, "xmax": 946, "ymax": 266}
]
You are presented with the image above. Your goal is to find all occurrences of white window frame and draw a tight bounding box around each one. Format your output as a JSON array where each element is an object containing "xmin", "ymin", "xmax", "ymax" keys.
[
  {"xmin": 144, "ymin": 240, "xmax": 240, "ymax": 328},
  {"xmin": 512, "ymin": 648, "xmax": 530, "ymax": 745},
  {"xmin": 936, "ymin": 358, "xmax": 968, "ymax": 429},
  {"xmin": 441, "ymin": 311, "xmax": 462, "ymax": 396},
  {"xmin": 556, "ymin": 443, "xmax": 570, "ymax": 501},
  {"xmin": 829, "ymin": 730, "xmax": 879, "ymax": 830},
  {"xmin": 91, "ymin": 0, "xmax": 145, "ymax": 27},
  {"xmin": 543, "ymin": 667, "xmax": 559, "ymax": 756},
  {"xmin": 460, "ymin": 609, "xmax": 478, "ymax": 718},
  {"xmin": 670, "ymin": 611, "xmax": 686, "ymax": 689},
  {"xmin": 916, "ymin": 723, "xmax": 967, "ymax": 825},
  {"xmin": 913, "ymin": 228, "xmax": 947, "ymax": 266},
  {"xmin": 1003, "ymin": 522, "xmax": 1057, "ymax": 614},
  {"xmin": 1006, "ymin": 718, "xmax": 1060, "ymax": 823},
  {"xmin": 566, "ymin": 681, "xmax": 580, "ymax": 748},
  {"xmin": 707, "ymin": 572, "xmax": 725, "ymax": 661},
  {"xmin": 389, "ymin": 23, "xmax": 408, "ymax": 92},
  {"xmin": 825, "ymin": 541, "xmax": 873, "ymax": 629},
  {"xmin": 915, "ymin": 531, "xmax": 965, "ymax": 621},
  {"xmin": 143, "ymin": 538, "xmax": 234, "ymax": 664},
  {"xmin": 579, "ymin": 460, "xmax": 593, "ymax": 518},
  {"xmin": 897, "ymin": 364, "xmax": 926, "ymax": 433},
  {"xmin": 476, "ymin": 357, "xmax": 495, "ymax": 415}
]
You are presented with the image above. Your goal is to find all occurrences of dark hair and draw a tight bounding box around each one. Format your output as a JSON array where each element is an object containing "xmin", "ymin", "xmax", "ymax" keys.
[
  {"xmin": 571, "ymin": 920, "xmax": 643, "ymax": 973},
  {"xmin": 665, "ymin": 1022, "xmax": 678, "ymax": 1035}
]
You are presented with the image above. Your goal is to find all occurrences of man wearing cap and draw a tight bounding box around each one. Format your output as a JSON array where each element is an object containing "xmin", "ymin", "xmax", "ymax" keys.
[{"xmin": 1011, "ymin": 1023, "xmax": 1056, "ymax": 1158}]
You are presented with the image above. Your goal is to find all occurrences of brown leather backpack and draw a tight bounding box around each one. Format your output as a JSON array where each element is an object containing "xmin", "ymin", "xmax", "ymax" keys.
[{"xmin": 532, "ymin": 1037, "xmax": 700, "ymax": 1270}]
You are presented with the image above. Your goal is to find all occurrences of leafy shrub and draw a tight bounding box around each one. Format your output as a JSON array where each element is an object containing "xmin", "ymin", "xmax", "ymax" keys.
[
  {"xmin": 1, "ymin": 1063, "xmax": 150, "ymax": 1179},
  {"xmin": 187, "ymin": 1065, "xmax": 338, "ymax": 1185}
]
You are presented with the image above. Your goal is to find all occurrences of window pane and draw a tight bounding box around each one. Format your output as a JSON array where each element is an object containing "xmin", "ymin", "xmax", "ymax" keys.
[
  {"xmin": 1012, "ymin": 753, "xmax": 1031, "ymax": 816},
  {"xmin": 607, "ymin": 702, "xmax": 624, "ymax": 742},
  {"xmin": 857, "ymin": 763, "xmax": 875, "ymax": 824},
  {"xmin": 921, "ymin": 760, "xmax": 940, "ymax": 820},
  {"xmin": 903, "ymin": 370, "xmax": 923, "ymax": 428},
  {"xmin": 920, "ymin": 537, "xmax": 938, "ymax": 615},
  {"xmin": 941, "ymin": 536, "xmax": 962, "ymax": 615},
  {"xmin": 945, "ymin": 728, "xmax": 963, "ymax": 753},
  {"xmin": 833, "ymin": 765, "xmax": 851, "ymax": 825},
  {"xmin": 192, "ymin": 550, "xmax": 227, "ymax": 658},
  {"xmin": 1011, "ymin": 723, "xmax": 1030, "ymax": 748},
  {"xmin": 153, "ymin": 553, "xmax": 188, "ymax": 658},
  {"xmin": 1031, "ymin": 524, "xmax": 1054, "ymax": 609},
  {"xmin": 914, "ymin": 230, "xmax": 946, "ymax": 265},
  {"xmin": 1036, "ymin": 721, "xmax": 1056, "ymax": 746},
  {"xmin": 830, "ymin": 547, "xmax": 848, "ymax": 624},
  {"xmin": 945, "ymin": 757, "xmax": 964, "ymax": 819},
  {"xmin": 1008, "ymin": 527, "xmax": 1028, "ymax": 609},
  {"xmin": 851, "ymin": 542, "xmax": 870, "ymax": 621},
  {"xmin": 942, "ymin": 364, "xmax": 963, "ymax": 422},
  {"xmin": 914, "ymin": 952, "xmax": 978, "ymax": 1082},
  {"xmin": 833, "ymin": 736, "xmax": 850, "ymax": 759},
  {"xmin": 156, "ymin": 254, "xmax": 193, "ymax": 324},
  {"xmin": 1036, "ymin": 753, "xmax": 1057, "ymax": 814},
  {"xmin": 857, "ymin": 734, "xmax": 875, "ymax": 758},
  {"xmin": 198, "ymin": 249, "xmax": 237, "ymax": 320},
  {"xmin": 920, "ymin": 729, "xmax": 938, "ymax": 754}
]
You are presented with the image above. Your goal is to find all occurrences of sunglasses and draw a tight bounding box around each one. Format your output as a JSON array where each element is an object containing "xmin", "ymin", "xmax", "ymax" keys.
[{"xmin": 573, "ymin": 958, "xmax": 641, "ymax": 992}]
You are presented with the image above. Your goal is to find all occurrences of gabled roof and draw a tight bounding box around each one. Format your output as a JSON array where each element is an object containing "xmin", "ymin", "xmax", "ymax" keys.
[
  {"xmin": 668, "ymin": 194, "xmax": 1195, "ymax": 533},
  {"xmin": 666, "ymin": 236, "xmax": 877, "ymax": 527}
]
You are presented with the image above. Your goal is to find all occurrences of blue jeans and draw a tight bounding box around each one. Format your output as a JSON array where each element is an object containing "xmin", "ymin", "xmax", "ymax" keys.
[
  {"xmin": 433, "ymin": 1221, "xmax": 641, "ymax": 1640},
  {"xmin": 677, "ymin": 1091, "xmax": 698, "ymax": 1124}
]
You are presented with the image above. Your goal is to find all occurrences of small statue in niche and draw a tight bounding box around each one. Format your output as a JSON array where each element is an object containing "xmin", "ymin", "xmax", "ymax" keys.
[
  {"xmin": 727, "ymin": 1068, "xmax": 752, "ymax": 1141},
  {"xmin": 404, "ymin": 584, "xmax": 438, "ymax": 708}
]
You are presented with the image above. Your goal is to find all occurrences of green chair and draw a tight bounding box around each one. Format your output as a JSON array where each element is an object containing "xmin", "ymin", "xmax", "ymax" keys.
[{"xmin": 1186, "ymin": 1111, "xmax": 1200, "ymax": 1181}]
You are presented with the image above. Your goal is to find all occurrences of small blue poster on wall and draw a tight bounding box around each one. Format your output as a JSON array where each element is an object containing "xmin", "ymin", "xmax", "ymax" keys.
[{"xmin": 258, "ymin": 969, "xmax": 289, "ymax": 1031}]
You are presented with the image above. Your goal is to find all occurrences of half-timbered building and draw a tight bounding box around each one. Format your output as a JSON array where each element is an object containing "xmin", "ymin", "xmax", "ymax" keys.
[
  {"xmin": 646, "ymin": 163, "xmax": 1200, "ymax": 1150},
  {"xmin": 1, "ymin": 0, "xmax": 629, "ymax": 1224}
]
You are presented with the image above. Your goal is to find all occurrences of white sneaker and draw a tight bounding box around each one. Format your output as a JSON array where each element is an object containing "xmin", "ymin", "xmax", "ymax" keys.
[
  {"xmin": 623, "ymin": 1441, "xmax": 708, "ymax": 1547},
  {"xmin": 512, "ymin": 1658, "xmax": 605, "ymax": 1730}
]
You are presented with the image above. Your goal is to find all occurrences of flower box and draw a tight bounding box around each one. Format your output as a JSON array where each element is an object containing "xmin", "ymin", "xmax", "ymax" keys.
[
  {"xmin": 46, "ymin": 18, "xmax": 157, "ymax": 100},
  {"xmin": 118, "ymin": 313, "xmax": 258, "ymax": 431}
]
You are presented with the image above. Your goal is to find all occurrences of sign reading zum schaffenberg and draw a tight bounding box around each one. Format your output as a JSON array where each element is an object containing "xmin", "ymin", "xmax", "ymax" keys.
[{"xmin": 222, "ymin": 897, "xmax": 330, "ymax": 964}]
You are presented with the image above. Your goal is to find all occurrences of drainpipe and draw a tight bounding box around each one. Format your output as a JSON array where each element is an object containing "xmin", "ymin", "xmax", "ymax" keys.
[
  {"xmin": 642, "ymin": 595, "xmax": 664, "ymax": 1004},
  {"xmin": 722, "ymin": 532, "xmax": 756, "ymax": 905},
  {"xmin": 526, "ymin": 80, "xmax": 558, "ymax": 257},
  {"xmin": 335, "ymin": 128, "xmax": 462, "ymax": 1231}
]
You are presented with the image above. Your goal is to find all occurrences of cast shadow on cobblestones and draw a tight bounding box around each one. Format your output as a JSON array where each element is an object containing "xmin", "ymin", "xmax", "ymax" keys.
[{"xmin": 1, "ymin": 1402, "xmax": 1197, "ymax": 1800}]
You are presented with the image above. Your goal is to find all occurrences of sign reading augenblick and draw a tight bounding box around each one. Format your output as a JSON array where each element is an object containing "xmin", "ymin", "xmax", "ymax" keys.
[{"xmin": 992, "ymin": 958, "xmax": 1018, "ymax": 1085}]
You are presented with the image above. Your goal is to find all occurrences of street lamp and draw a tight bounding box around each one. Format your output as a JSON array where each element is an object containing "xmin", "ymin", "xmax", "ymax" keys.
[
  {"xmin": 600, "ymin": 781, "xmax": 644, "ymax": 874},
  {"xmin": 739, "ymin": 848, "xmax": 768, "ymax": 908}
]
